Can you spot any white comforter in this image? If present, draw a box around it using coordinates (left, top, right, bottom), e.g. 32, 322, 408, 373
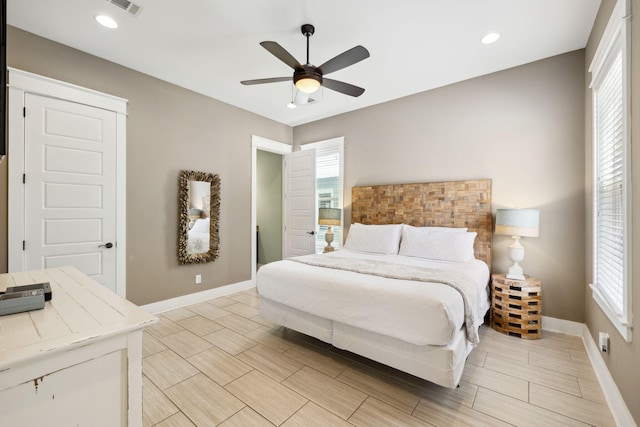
257, 249, 490, 346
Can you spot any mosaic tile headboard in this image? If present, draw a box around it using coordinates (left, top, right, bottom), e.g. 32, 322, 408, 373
351, 179, 492, 267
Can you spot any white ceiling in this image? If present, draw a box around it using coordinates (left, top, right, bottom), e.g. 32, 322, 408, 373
8, 0, 600, 127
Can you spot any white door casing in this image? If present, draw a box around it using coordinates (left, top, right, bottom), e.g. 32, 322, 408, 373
8, 68, 127, 297
284, 149, 316, 258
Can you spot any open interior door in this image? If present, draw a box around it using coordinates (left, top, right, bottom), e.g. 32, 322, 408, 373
284, 149, 316, 258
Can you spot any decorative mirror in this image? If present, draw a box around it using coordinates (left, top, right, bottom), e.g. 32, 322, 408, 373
178, 170, 220, 265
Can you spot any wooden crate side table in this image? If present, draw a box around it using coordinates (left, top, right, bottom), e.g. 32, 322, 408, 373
491, 273, 542, 339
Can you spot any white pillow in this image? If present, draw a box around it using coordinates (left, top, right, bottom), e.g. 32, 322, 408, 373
344, 223, 403, 255
401, 224, 467, 234
399, 229, 477, 262
190, 218, 210, 233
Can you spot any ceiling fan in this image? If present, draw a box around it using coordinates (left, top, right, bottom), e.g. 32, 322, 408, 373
241, 24, 370, 98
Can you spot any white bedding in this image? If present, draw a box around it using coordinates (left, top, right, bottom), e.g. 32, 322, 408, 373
256, 249, 490, 346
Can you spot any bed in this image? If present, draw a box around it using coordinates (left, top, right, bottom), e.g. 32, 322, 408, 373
256, 179, 492, 388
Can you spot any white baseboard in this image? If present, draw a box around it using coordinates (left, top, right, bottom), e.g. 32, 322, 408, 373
542, 315, 585, 336
582, 325, 637, 427
543, 316, 636, 427
140, 280, 255, 314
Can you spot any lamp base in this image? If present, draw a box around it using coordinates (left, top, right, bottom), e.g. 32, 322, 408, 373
506, 236, 527, 280
323, 226, 335, 253
506, 265, 526, 281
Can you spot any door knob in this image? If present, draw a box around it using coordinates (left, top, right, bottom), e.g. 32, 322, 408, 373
306, 231, 316, 236
99, 242, 114, 249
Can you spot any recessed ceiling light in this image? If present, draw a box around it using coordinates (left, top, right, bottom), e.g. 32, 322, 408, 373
481, 32, 500, 45
95, 15, 118, 29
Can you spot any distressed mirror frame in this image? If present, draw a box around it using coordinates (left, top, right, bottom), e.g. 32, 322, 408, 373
178, 170, 221, 265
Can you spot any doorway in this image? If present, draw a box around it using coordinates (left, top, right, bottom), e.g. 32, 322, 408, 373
256, 149, 283, 268
251, 136, 291, 282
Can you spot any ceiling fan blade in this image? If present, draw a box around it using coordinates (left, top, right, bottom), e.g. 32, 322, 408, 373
318, 45, 370, 75
241, 77, 291, 85
323, 78, 365, 97
260, 41, 303, 70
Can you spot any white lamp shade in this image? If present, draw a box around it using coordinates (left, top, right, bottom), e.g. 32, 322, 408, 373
495, 209, 540, 237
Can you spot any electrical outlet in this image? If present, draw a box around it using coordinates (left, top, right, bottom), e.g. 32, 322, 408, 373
599, 332, 609, 353
195, 274, 202, 285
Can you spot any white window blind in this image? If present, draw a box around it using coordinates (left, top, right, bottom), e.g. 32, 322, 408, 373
589, 0, 631, 341
594, 50, 624, 314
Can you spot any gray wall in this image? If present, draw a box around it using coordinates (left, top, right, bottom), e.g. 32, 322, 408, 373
256, 150, 283, 265
294, 50, 586, 322
585, 0, 640, 423
2, 26, 292, 305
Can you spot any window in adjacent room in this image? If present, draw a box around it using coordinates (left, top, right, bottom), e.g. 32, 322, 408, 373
589, 0, 631, 341
301, 137, 344, 254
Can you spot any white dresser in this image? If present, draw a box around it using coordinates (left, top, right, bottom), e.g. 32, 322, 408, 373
0, 267, 157, 426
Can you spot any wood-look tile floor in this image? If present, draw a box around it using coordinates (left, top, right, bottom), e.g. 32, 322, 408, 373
142, 288, 616, 427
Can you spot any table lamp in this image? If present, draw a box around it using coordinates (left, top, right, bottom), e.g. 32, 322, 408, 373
318, 208, 341, 253
495, 208, 540, 280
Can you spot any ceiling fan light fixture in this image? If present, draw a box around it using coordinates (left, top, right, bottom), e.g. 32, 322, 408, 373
295, 77, 321, 94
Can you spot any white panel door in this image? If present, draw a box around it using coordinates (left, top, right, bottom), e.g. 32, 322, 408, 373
284, 149, 316, 257
24, 93, 117, 292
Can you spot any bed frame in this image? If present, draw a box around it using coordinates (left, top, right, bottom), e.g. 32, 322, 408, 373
260, 179, 492, 388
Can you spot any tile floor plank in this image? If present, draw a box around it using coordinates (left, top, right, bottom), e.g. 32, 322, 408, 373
187, 346, 253, 386
215, 313, 263, 335
282, 366, 368, 420
143, 349, 199, 390
217, 407, 274, 427
164, 373, 245, 427
244, 326, 295, 353
461, 363, 529, 402
283, 343, 348, 378
159, 330, 213, 359
336, 367, 422, 414
349, 397, 434, 427
177, 315, 224, 336
473, 387, 590, 426
224, 302, 261, 318
483, 352, 581, 396
142, 331, 168, 358
236, 344, 304, 382
414, 394, 512, 427
225, 370, 308, 425
529, 382, 616, 426
142, 375, 179, 426
154, 412, 196, 427
203, 327, 258, 355
282, 402, 355, 427
146, 316, 186, 339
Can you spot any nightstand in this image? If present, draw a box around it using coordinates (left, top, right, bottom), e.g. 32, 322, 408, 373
491, 273, 542, 339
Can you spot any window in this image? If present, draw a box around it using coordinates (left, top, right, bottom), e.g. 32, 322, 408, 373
301, 138, 344, 253
589, 0, 631, 341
